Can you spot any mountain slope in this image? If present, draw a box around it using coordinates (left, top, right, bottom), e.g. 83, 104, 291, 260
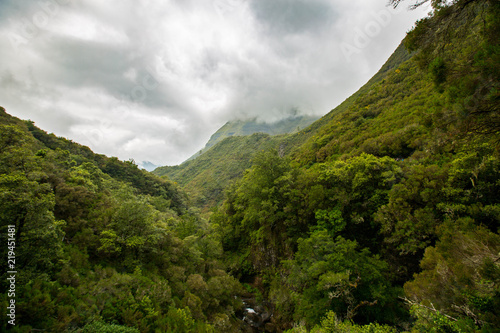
0, 107, 246, 332
292, 1, 499, 165
155, 132, 289, 209
154, 42, 413, 211
1, 1, 498, 331
186, 115, 319, 162
23, 115, 188, 212
214, 1, 500, 330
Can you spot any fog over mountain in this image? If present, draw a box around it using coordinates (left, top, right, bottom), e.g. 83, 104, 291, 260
0, 0, 430, 165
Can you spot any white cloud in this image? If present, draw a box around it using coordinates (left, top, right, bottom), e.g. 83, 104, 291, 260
0, 0, 430, 166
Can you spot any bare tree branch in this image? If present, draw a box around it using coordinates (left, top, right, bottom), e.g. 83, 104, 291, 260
399, 297, 459, 322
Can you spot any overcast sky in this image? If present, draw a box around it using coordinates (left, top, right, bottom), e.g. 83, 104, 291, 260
0, 0, 430, 167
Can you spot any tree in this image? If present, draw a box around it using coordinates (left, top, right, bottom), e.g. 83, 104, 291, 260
0, 173, 65, 281
389, 0, 479, 10
284, 231, 391, 326
0, 124, 65, 279
389, 0, 431, 9
404, 226, 500, 330
318, 154, 403, 251
219, 149, 295, 270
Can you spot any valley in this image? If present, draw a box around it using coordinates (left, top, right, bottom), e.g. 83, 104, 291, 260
0, 0, 499, 332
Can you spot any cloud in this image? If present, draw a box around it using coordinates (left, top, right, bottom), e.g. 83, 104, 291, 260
249, 0, 335, 36
0, 0, 430, 166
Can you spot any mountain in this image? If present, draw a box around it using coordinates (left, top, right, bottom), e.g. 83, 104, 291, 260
154, 115, 320, 209
155, 132, 288, 209
0, 107, 245, 332
153, 42, 412, 211
185, 115, 319, 162
213, 1, 500, 330
138, 160, 160, 171
1, 1, 499, 331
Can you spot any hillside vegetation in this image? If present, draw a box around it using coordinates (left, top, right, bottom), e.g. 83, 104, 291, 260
0, 0, 499, 332
213, 0, 499, 331
0, 108, 246, 332
155, 133, 289, 210
154, 43, 412, 212
185, 115, 319, 162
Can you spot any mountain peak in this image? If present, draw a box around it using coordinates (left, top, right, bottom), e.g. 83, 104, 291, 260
185, 114, 319, 163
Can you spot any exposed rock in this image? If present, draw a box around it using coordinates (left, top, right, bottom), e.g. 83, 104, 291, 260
265, 322, 276, 332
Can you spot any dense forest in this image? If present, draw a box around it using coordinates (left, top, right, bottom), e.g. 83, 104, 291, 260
1, 0, 499, 332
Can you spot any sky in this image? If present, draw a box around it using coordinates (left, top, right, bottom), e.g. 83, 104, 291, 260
0, 0, 431, 167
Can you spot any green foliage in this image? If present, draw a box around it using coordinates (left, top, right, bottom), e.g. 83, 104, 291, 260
0, 173, 65, 274
1, 0, 499, 331
429, 57, 447, 86
154, 133, 291, 211
81, 321, 140, 333
409, 305, 478, 333
284, 233, 391, 326
210, 2, 499, 331
0, 108, 245, 332
313, 311, 398, 333
376, 163, 447, 255
313, 207, 345, 236
405, 226, 500, 330
218, 149, 299, 271
405, 0, 500, 135
318, 154, 403, 251
285, 311, 399, 332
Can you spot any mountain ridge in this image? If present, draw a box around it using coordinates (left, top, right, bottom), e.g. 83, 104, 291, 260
153, 42, 413, 210
184, 114, 319, 163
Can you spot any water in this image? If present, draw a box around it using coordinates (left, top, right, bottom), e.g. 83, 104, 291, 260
238, 298, 275, 332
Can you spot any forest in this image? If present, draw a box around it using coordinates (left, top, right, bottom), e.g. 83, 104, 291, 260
1, 0, 499, 332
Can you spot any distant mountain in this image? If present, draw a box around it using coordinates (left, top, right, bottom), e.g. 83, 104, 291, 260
153, 43, 411, 210
154, 132, 288, 209
139, 161, 160, 171
185, 115, 319, 162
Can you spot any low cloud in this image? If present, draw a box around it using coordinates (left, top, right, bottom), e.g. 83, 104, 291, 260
0, 0, 430, 165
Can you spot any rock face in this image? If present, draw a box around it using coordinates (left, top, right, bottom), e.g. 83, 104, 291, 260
239, 298, 275, 332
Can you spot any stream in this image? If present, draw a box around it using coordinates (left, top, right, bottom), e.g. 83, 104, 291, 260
236, 297, 276, 332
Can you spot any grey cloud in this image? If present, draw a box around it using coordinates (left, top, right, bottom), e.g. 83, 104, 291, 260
38, 37, 130, 85
0, 2, 23, 22
36, 37, 188, 112
0, 0, 430, 166
37, 107, 89, 134
250, 0, 335, 35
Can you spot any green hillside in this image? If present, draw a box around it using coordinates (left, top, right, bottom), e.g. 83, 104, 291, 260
291, 1, 499, 167
186, 115, 319, 162
0, 107, 246, 332
155, 133, 290, 210
213, 0, 500, 331
154, 43, 412, 211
